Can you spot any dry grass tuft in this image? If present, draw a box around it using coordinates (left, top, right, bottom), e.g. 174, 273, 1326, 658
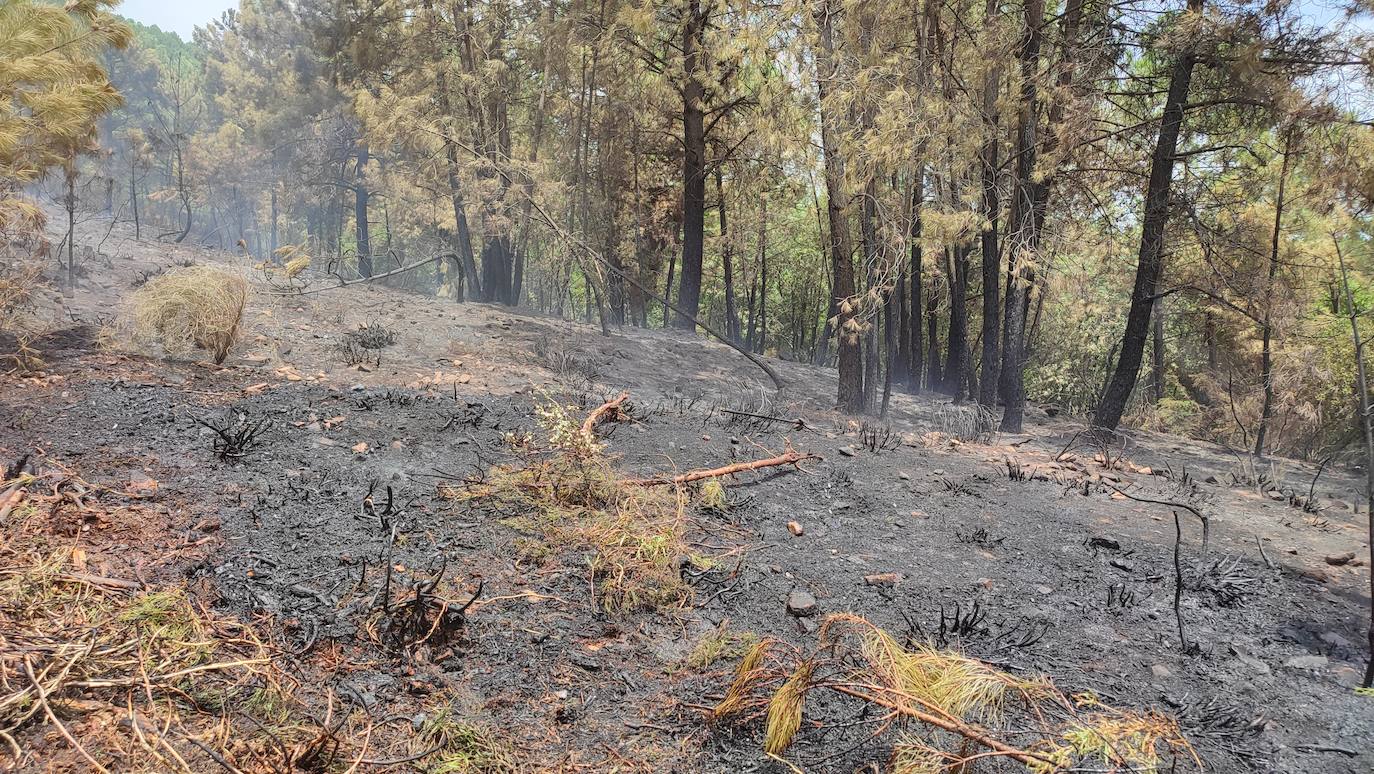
0, 544, 285, 770
458, 451, 692, 613
0, 261, 48, 372
825, 613, 1029, 721
763, 661, 813, 755
0, 462, 529, 772
454, 399, 694, 613
698, 478, 728, 512
130, 265, 247, 363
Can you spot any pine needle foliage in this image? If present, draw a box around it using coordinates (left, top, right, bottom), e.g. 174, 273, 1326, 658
715, 613, 1198, 771
0, 0, 130, 239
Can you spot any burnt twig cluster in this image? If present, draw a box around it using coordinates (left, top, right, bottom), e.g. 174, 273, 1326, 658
858, 421, 899, 453
192, 412, 269, 460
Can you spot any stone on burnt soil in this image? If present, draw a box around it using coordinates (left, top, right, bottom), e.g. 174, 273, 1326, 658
1282, 654, 1328, 670
786, 589, 818, 617
1323, 551, 1355, 566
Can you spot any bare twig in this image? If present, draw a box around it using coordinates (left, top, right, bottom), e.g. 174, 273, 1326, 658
23, 656, 109, 773
627, 447, 820, 486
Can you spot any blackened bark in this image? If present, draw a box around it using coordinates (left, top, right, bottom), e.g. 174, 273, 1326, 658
1093, 0, 1203, 431
926, 287, 943, 389
816, 0, 864, 412
945, 244, 970, 399
1152, 300, 1165, 403
355, 143, 372, 278
999, 0, 1046, 433
676, 0, 707, 330
977, 56, 1002, 408
716, 166, 741, 342
907, 177, 925, 392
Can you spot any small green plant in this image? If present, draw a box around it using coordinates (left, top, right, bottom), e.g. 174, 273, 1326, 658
698, 479, 728, 512
685, 622, 759, 670
419, 710, 516, 773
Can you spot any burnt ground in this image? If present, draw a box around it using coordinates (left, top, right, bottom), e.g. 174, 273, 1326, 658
1, 210, 1372, 771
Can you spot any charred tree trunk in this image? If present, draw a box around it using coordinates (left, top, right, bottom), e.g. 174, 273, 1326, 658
999, 0, 1046, 433
675, 0, 707, 330
907, 177, 925, 392
1093, 0, 1203, 432
816, 0, 864, 412
1151, 300, 1166, 403
355, 143, 372, 278
977, 51, 1002, 408
862, 179, 881, 411
945, 244, 970, 400
1254, 126, 1294, 458
716, 166, 741, 343
926, 287, 943, 390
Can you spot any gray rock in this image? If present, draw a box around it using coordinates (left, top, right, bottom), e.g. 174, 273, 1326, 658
786, 589, 818, 617
1324, 551, 1356, 566
1282, 654, 1328, 670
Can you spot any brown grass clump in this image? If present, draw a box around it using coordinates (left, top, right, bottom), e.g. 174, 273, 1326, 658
458, 451, 693, 613
451, 397, 695, 613
130, 264, 247, 363
712, 613, 1198, 772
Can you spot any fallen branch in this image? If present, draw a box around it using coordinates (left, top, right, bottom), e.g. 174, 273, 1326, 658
828, 684, 1056, 770
719, 408, 812, 431
628, 447, 820, 486
582, 391, 630, 437
267, 255, 446, 296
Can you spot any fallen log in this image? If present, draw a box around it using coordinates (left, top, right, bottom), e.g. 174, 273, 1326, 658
627, 447, 820, 486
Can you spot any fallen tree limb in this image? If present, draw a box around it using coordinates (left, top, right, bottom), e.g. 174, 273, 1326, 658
627, 447, 820, 486
582, 392, 630, 437
267, 254, 448, 296
719, 408, 812, 431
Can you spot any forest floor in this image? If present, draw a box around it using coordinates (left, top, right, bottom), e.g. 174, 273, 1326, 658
1, 211, 1372, 772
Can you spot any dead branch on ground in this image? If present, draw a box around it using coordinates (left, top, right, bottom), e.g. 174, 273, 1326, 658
627, 445, 820, 486
582, 391, 629, 437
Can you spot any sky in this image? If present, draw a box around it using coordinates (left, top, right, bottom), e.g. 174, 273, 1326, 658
119, 0, 1372, 42
118, 0, 235, 41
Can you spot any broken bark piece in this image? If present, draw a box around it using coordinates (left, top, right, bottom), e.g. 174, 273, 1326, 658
863, 572, 902, 586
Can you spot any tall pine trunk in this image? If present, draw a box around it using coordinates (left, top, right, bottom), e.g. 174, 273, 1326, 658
1094, 0, 1203, 431
1000, 0, 1046, 433
978, 44, 1002, 408
355, 143, 372, 278
1254, 126, 1294, 457
815, 0, 864, 412
675, 0, 707, 330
